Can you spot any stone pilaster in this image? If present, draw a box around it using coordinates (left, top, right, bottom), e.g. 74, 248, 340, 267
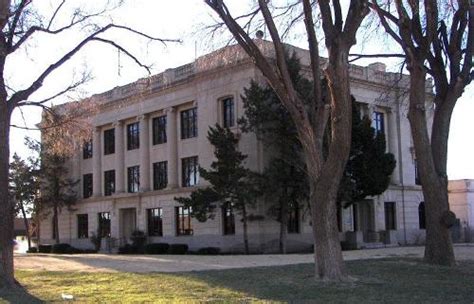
139, 114, 150, 191
387, 109, 401, 184
114, 121, 125, 193
92, 127, 102, 197
166, 107, 178, 189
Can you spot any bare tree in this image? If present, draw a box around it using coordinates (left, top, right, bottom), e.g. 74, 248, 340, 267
0, 0, 178, 288
205, 0, 369, 281
370, 0, 473, 266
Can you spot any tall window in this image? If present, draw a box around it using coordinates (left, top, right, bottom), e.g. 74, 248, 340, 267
83, 173, 93, 199
384, 202, 396, 230
104, 170, 115, 196
181, 107, 197, 139
98, 212, 111, 238
152, 116, 167, 145
83, 140, 93, 159
127, 166, 140, 193
222, 97, 235, 128
419, 202, 426, 229
288, 202, 300, 234
182, 156, 199, 187
77, 214, 88, 239
222, 202, 235, 235
153, 161, 168, 190
127, 122, 140, 150
372, 111, 385, 135
104, 128, 115, 155
176, 206, 193, 236
414, 160, 421, 185
147, 208, 163, 237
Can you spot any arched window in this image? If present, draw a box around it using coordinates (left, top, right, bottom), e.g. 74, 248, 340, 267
418, 202, 426, 229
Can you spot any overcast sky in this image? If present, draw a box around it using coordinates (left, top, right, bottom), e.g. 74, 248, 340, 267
8, 0, 473, 180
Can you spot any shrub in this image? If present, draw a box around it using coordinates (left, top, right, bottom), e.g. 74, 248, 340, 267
168, 244, 188, 255
131, 230, 147, 253
38, 244, 52, 253
118, 244, 138, 254
51, 243, 73, 254
90, 232, 102, 252
83, 249, 98, 254
144, 243, 170, 254
26, 247, 38, 253
196, 247, 220, 255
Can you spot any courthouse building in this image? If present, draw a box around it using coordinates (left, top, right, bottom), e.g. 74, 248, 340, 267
38, 41, 430, 252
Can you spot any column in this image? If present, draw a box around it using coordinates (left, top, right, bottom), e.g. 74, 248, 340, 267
387, 109, 401, 184
92, 127, 102, 197
166, 107, 179, 189
114, 121, 125, 193
139, 114, 150, 191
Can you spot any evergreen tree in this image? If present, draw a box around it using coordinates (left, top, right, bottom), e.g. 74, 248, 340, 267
176, 124, 259, 254
29, 139, 78, 244
9, 153, 39, 250
240, 54, 395, 250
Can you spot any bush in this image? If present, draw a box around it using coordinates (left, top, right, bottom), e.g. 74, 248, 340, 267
38, 244, 52, 253
26, 247, 38, 253
168, 244, 188, 255
131, 230, 147, 253
51, 243, 73, 254
90, 232, 102, 252
144, 243, 170, 254
118, 244, 138, 254
83, 249, 98, 254
196, 247, 220, 255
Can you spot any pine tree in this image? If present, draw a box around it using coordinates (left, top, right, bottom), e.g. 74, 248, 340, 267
175, 124, 259, 254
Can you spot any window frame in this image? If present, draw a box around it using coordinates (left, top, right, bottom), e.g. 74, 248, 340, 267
147, 208, 163, 237
222, 202, 235, 235
104, 128, 115, 155
98, 212, 111, 238
152, 115, 167, 145
180, 107, 198, 139
82, 140, 93, 159
372, 111, 385, 135
82, 173, 93, 199
127, 122, 140, 150
176, 206, 193, 236
181, 156, 199, 187
153, 161, 168, 190
104, 170, 116, 196
77, 214, 89, 239
222, 97, 235, 128
127, 165, 140, 193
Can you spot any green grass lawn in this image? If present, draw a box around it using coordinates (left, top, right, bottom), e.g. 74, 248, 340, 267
3, 258, 474, 303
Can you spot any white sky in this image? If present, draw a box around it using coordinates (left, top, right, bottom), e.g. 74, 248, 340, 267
8, 0, 473, 180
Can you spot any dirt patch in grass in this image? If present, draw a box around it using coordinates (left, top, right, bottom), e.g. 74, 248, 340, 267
6, 258, 474, 303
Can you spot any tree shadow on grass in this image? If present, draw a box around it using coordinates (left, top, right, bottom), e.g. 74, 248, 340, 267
0, 285, 43, 304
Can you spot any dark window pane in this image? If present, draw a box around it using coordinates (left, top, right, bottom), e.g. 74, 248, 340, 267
384, 202, 396, 230
104, 170, 115, 196
83, 174, 93, 199
419, 202, 426, 229
182, 156, 199, 187
152, 116, 167, 145
372, 111, 385, 135
98, 212, 111, 238
104, 129, 115, 155
147, 208, 163, 237
288, 202, 300, 234
180, 108, 198, 139
222, 97, 235, 128
222, 203, 235, 235
127, 122, 140, 150
176, 207, 193, 236
127, 166, 140, 193
153, 161, 168, 190
83, 140, 93, 159
77, 214, 88, 239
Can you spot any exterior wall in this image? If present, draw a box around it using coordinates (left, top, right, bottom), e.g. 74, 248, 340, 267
449, 180, 474, 231
39, 41, 428, 252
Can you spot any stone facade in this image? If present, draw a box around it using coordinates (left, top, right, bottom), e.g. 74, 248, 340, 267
38, 41, 429, 252
448, 179, 474, 242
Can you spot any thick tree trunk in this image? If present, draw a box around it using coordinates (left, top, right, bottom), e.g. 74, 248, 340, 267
279, 199, 288, 254
407, 64, 455, 266
20, 205, 31, 250
0, 107, 15, 288
242, 205, 249, 254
